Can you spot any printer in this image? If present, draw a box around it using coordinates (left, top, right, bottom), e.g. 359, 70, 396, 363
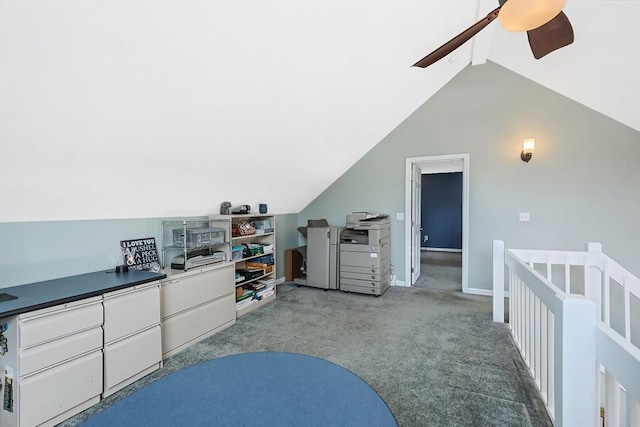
346, 212, 390, 230
339, 212, 391, 296
343, 212, 390, 249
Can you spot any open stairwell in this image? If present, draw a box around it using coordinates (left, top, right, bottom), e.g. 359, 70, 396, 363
493, 241, 640, 427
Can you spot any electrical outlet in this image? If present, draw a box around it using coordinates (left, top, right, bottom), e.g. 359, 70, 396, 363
396, 213, 404, 220
519, 212, 530, 222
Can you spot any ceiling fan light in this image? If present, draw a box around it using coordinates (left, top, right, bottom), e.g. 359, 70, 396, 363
498, 0, 566, 32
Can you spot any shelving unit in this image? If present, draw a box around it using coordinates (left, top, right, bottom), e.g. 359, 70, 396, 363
161, 218, 231, 271
211, 213, 276, 317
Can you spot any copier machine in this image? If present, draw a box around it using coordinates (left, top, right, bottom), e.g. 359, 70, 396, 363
339, 213, 391, 296
292, 220, 344, 290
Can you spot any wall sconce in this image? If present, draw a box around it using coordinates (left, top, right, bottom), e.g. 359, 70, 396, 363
521, 139, 535, 162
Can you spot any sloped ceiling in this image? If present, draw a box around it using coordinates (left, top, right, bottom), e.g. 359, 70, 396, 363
1, 1, 638, 223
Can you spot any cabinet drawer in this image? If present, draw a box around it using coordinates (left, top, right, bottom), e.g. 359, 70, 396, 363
20, 350, 102, 427
340, 271, 384, 282
161, 265, 234, 319
20, 326, 103, 377
340, 251, 389, 268
340, 281, 388, 296
162, 294, 235, 356
104, 325, 161, 394
19, 298, 103, 349
339, 243, 385, 253
339, 265, 385, 275
340, 277, 383, 289
104, 284, 160, 343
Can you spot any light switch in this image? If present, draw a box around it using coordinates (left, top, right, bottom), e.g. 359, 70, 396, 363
396, 213, 405, 220
519, 212, 530, 222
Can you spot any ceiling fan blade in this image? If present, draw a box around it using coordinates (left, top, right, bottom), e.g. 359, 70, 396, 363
527, 11, 574, 59
413, 7, 501, 68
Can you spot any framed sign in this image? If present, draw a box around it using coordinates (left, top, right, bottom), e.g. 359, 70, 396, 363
120, 237, 160, 271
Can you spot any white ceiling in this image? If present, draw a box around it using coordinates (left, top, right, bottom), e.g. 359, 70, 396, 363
0, 1, 638, 222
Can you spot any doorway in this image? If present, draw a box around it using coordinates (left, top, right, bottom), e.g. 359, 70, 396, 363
404, 154, 469, 292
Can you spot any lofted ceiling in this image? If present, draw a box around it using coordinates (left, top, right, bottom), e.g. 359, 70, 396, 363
0, 1, 638, 222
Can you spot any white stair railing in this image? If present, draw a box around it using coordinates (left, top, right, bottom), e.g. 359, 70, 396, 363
493, 240, 640, 427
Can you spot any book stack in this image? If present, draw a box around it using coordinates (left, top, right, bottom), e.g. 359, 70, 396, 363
235, 281, 276, 310
236, 288, 255, 310
255, 278, 276, 299
245, 254, 274, 275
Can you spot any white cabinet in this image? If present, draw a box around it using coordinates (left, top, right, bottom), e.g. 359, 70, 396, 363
20, 351, 102, 427
102, 282, 162, 398
160, 264, 235, 359
0, 297, 104, 427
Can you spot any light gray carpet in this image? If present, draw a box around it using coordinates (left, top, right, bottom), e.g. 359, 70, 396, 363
414, 250, 463, 292
61, 283, 551, 427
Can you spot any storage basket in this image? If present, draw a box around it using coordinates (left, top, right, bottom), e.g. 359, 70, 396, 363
232, 246, 244, 260
173, 227, 224, 249
237, 221, 255, 236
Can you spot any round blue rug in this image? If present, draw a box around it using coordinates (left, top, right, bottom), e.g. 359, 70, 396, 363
82, 352, 397, 427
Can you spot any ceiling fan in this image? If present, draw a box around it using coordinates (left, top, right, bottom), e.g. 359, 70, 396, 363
413, 0, 574, 68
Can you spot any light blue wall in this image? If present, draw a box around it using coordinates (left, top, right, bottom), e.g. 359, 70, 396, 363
0, 218, 162, 287
275, 213, 300, 278
0, 214, 300, 288
300, 61, 640, 289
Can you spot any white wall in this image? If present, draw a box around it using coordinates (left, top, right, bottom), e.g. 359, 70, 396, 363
0, 0, 474, 222
300, 62, 640, 289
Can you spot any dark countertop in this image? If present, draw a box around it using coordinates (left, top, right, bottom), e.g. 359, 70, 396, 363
0, 269, 166, 318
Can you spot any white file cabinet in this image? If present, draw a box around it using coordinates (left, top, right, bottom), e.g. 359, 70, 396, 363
0, 296, 104, 427
102, 281, 162, 398
161, 263, 235, 358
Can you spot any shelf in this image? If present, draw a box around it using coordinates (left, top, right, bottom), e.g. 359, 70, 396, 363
211, 213, 276, 316
234, 271, 275, 288
226, 213, 272, 219
232, 232, 274, 240
161, 217, 232, 272
163, 242, 229, 251
234, 251, 274, 263
236, 291, 276, 317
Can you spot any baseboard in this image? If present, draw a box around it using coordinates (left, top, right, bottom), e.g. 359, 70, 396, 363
394, 280, 408, 287
465, 287, 492, 296
276, 276, 286, 285
421, 247, 462, 253
463, 288, 512, 297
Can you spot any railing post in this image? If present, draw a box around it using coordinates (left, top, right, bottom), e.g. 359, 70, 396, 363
585, 242, 603, 322
554, 295, 597, 427
493, 240, 505, 323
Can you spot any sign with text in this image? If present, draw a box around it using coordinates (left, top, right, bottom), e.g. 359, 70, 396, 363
120, 237, 159, 271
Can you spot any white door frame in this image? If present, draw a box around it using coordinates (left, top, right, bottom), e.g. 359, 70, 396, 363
403, 154, 469, 292
411, 163, 422, 284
